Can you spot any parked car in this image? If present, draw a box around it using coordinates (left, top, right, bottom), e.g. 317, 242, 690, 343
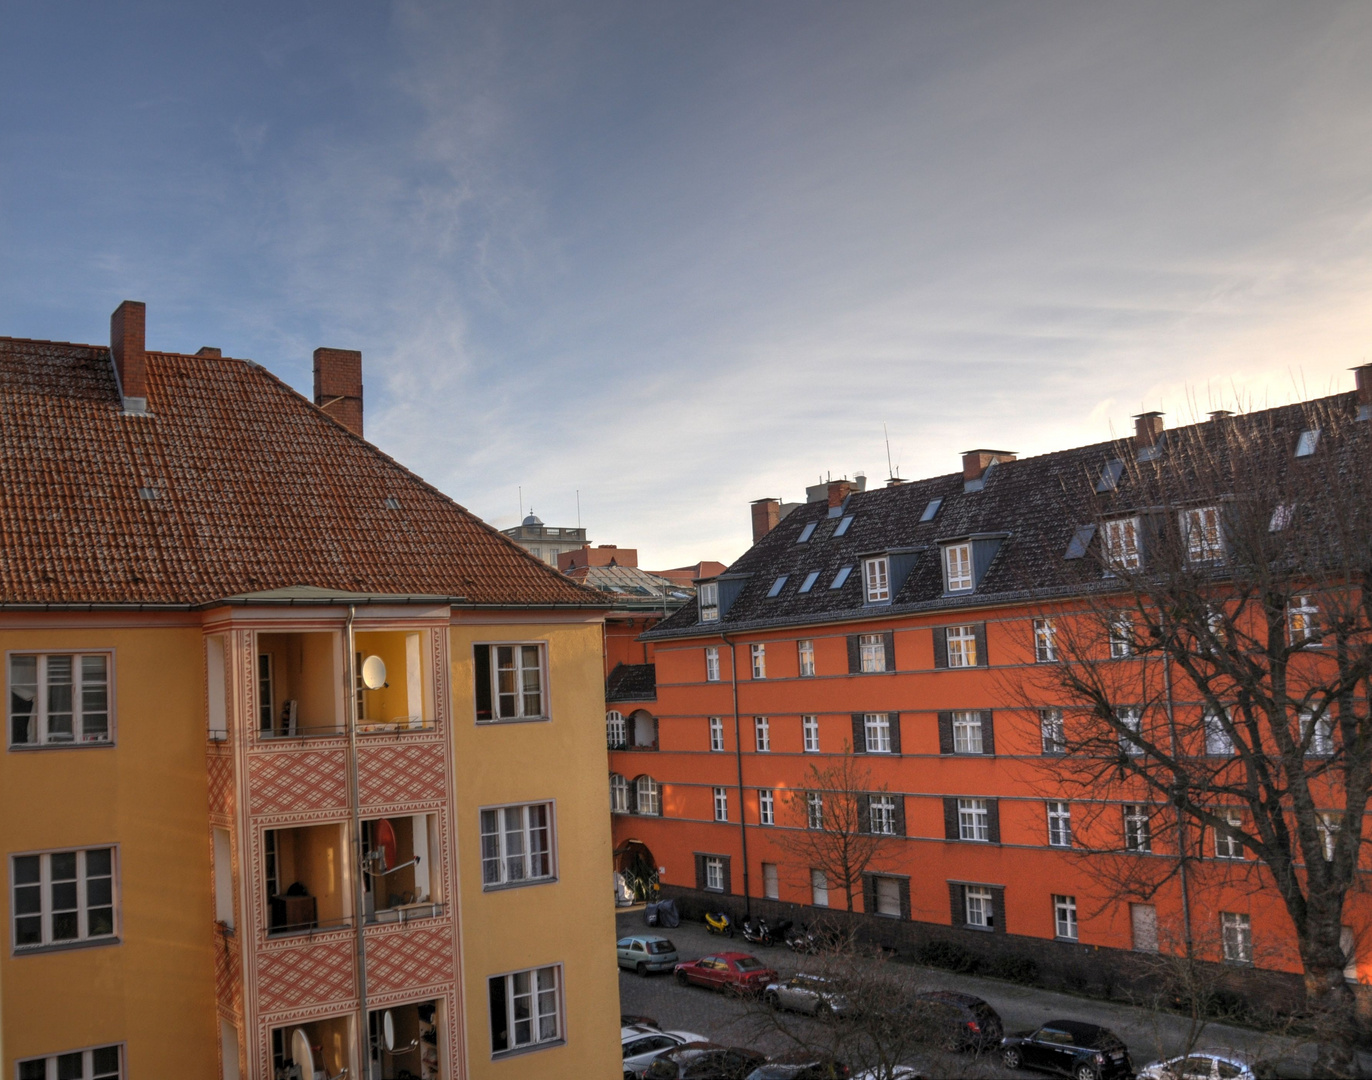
618, 934, 681, 976
643, 1042, 768, 1079
622, 1014, 660, 1028
851, 1069, 928, 1080
674, 952, 778, 995
746, 1054, 852, 1079
912, 990, 1002, 1052
622, 1025, 709, 1079
763, 973, 853, 1017
1000, 1020, 1134, 1080
1138, 1053, 1255, 1080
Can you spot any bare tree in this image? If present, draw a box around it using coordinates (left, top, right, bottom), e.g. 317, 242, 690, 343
1015, 398, 1372, 1075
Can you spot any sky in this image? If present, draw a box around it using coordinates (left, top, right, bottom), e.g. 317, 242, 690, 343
2, 2, 1371, 568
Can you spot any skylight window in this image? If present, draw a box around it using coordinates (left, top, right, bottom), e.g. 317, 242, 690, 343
1095, 459, 1125, 493
834, 515, 855, 537
920, 498, 942, 523
830, 566, 853, 590
1295, 429, 1320, 458
767, 576, 788, 598
1269, 504, 1295, 532
796, 521, 817, 543
137, 486, 159, 501
799, 571, 820, 593
383, 496, 402, 510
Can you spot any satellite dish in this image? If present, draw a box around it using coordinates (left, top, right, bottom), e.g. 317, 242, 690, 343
290, 1028, 315, 1074
382, 1009, 397, 1051
361, 655, 387, 690
375, 818, 399, 874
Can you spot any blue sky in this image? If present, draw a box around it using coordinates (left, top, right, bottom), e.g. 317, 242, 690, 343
3, 2, 1371, 567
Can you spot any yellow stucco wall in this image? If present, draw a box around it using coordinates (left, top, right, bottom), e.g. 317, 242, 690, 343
0, 619, 218, 1076
448, 618, 621, 1080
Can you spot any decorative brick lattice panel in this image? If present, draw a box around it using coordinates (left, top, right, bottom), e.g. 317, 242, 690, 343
214, 928, 242, 1013
207, 753, 235, 820
256, 939, 355, 1014
365, 924, 456, 994
358, 741, 447, 806
246, 749, 348, 817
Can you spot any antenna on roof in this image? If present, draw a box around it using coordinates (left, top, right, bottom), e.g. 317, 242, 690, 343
576, 489, 581, 531
518, 486, 523, 522
884, 423, 895, 479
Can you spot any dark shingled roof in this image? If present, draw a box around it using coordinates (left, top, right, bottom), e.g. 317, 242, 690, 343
0, 337, 606, 609
606, 663, 657, 703
645, 391, 1370, 640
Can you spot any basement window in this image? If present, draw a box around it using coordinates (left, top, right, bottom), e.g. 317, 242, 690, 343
1295, 429, 1320, 458
834, 515, 855, 537
798, 571, 820, 593
830, 566, 853, 590
920, 498, 942, 523
767, 576, 788, 598
796, 521, 817, 543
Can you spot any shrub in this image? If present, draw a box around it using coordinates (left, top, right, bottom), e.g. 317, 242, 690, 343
985, 952, 1039, 984
918, 939, 980, 973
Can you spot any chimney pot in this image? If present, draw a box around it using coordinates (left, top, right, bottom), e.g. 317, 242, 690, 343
313, 347, 364, 437
826, 480, 853, 508
751, 498, 781, 541
1134, 412, 1165, 447
1354, 364, 1372, 406
110, 300, 147, 410
962, 449, 1016, 485
196, 346, 222, 358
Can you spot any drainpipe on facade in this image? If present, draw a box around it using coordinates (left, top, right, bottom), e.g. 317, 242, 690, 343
721, 632, 753, 920
1161, 625, 1195, 959
347, 606, 371, 1076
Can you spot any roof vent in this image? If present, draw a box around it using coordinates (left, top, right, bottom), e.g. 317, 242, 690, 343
137, 486, 159, 501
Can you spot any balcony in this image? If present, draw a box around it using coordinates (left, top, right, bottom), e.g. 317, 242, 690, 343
272, 1014, 354, 1080
368, 999, 444, 1079
354, 630, 436, 734
257, 631, 343, 739
265, 823, 352, 937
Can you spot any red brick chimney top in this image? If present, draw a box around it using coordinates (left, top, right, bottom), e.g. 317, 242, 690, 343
313, 347, 363, 437
962, 450, 1015, 484
751, 498, 781, 542
110, 300, 147, 411
1354, 364, 1372, 406
1133, 412, 1165, 447
827, 480, 853, 508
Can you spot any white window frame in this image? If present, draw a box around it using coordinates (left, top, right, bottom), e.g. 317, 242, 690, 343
489, 965, 562, 1055
485, 642, 547, 721
952, 710, 983, 754
606, 710, 626, 749
945, 625, 977, 668
957, 798, 990, 842
858, 633, 886, 673
944, 543, 973, 592
965, 885, 993, 928
759, 789, 775, 826
754, 716, 770, 752
704, 647, 720, 682
1288, 595, 1320, 646
635, 776, 660, 816
705, 857, 725, 891
699, 582, 720, 622
1109, 614, 1134, 658
863, 712, 892, 753
1215, 813, 1245, 860
802, 714, 820, 753
751, 643, 766, 679
10, 846, 117, 951
1033, 619, 1058, 663
1102, 517, 1141, 571
1124, 804, 1152, 852
869, 795, 896, 835
709, 717, 725, 752
1047, 801, 1072, 848
1303, 710, 1334, 757
806, 792, 824, 830
1040, 708, 1065, 755
810, 869, 829, 907
713, 787, 729, 822
1221, 912, 1252, 963
1204, 709, 1234, 756
1054, 894, 1078, 940
258, 651, 274, 732
797, 639, 815, 677
864, 557, 890, 603
16, 1046, 123, 1080
7, 652, 113, 747
1117, 707, 1143, 756
610, 774, 629, 814
1183, 506, 1225, 563
480, 802, 555, 888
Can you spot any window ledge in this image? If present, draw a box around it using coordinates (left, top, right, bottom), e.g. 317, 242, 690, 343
491, 1038, 565, 1061
962, 924, 995, 933
13, 936, 120, 956
476, 716, 551, 726
482, 877, 558, 894
8, 740, 114, 752
1054, 936, 1080, 944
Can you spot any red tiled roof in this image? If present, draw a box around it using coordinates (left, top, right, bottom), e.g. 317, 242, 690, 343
0, 338, 605, 609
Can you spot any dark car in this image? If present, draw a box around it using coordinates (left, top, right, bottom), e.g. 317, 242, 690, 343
674, 952, 778, 995
644, 1042, 768, 1079
1001, 1020, 1133, 1080
746, 1054, 852, 1079
913, 990, 1003, 1052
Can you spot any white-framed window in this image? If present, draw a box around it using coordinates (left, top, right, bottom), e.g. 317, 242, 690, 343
1047, 801, 1072, 847
606, 710, 626, 749
1124, 804, 1152, 851
1033, 619, 1058, 663
1303, 710, 1335, 757
797, 639, 815, 677
699, 582, 720, 622
489, 965, 561, 1054
830, 566, 853, 590
1215, 813, 1245, 860
610, 774, 629, 814
806, 792, 824, 829
767, 576, 788, 598
1296, 428, 1321, 457
965, 885, 993, 928
705, 857, 725, 891
480, 803, 554, 887
1117, 707, 1143, 756
802, 714, 820, 753
811, 868, 829, 907
869, 795, 896, 835
1320, 813, 1340, 861
946, 625, 977, 667
705, 647, 720, 682
1109, 614, 1134, 658
797, 521, 817, 543
17, 1046, 122, 1080
754, 716, 770, 752
11, 847, 116, 950
835, 514, 855, 536
957, 798, 990, 842
864, 557, 890, 603
1040, 708, 1065, 755
709, 717, 725, 752
799, 571, 821, 593
478, 643, 546, 721
8, 653, 111, 747
635, 776, 660, 816
874, 876, 901, 916
1288, 595, 1321, 645
1103, 516, 1141, 571
952, 710, 983, 754
944, 543, 973, 592
1183, 506, 1224, 563
1054, 894, 1078, 940
759, 789, 775, 826
713, 787, 729, 822
859, 633, 886, 673
751, 643, 766, 679
1221, 912, 1252, 963
863, 712, 892, 753
763, 862, 779, 899
1204, 709, 1234, 755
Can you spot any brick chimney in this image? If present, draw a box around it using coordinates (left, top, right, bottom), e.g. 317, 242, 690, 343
313, 347, 363, 437
110, 300, 147, 412
1134, 412, 1165, 448
751, 498, 781, 541
962, 449, 1015, 487
827, 480, 853, 508
1354, 364, 1372, 418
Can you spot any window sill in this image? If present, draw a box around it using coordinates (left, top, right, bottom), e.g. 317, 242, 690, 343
962, 923, 994, 933
475, 716, 550, 726
13, 935, 120, 956
482, 877, 557, 894
1054, 936, 1080, 944
9, 740, 114, 752
491, 1038, 565, 1061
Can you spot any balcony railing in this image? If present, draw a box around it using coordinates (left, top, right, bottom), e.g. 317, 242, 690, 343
357, 715, 436, 735
365, 900, 447, 926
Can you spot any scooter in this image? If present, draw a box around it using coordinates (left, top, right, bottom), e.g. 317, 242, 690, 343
704, 910, 733, 937
742, 916, 793, 947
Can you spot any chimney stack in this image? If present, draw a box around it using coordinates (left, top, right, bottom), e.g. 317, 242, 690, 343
196, 347, 221, 358
313, 347, 364, 437
962, 449, 1015, 487
751, 498, 781, 542
1134, 412, 1165, 447
827, 479, 853, 508
1354, 364, 1372, 419
110, 300, 147, 412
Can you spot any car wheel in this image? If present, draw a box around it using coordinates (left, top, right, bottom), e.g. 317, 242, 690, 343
636, 962, 648, 977
764, 991, 780, 1009
675, 970, 690, 987
1002, 1047, 1022, 1070
815, 1001, 832, 1019
1073, 1065, 1098, 1080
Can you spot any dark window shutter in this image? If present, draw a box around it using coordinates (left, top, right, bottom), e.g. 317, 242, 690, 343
722, 856, 732, 896
893, 795, 907, 837
949, 882, 964, 926
974, 623, 989, 667
474, 644, 493, 720
933, 628, 948, 669
657, 785, 665, 817
899, 878, 911, 920
847, 635, 861, 674
937, 711, 954, 754
852, 713, 866, 753
863, 874, 876, 914
888, 713, 902, 755
943, 798, 959, 840
882, 631, 895, 672
981, 711, 995, 756
987, 799, 1001, 843
990, 886, 1006, 934
653, 715, 660, 751
694, 853, 706, 890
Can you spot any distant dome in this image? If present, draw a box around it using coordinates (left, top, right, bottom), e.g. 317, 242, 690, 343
523, 511, 544, 526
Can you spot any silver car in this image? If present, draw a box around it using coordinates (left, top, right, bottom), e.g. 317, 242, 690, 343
1137, 1053, 1255, 1080
621, 1025, 708, 1079
762, 973, 853, 1016
617, 934, 680, 975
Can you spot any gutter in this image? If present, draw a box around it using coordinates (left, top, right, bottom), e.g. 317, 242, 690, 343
721, 631, 752, 920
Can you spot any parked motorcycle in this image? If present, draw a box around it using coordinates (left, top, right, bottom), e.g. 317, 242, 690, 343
785, 922, 845, 954
741, 916, 793, 947
704, 910, 733, 937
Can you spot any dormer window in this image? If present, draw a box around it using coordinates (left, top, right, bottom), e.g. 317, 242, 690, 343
797, 521, 817, 543
1102, 517, 1141, 571
799, 571, 820, 593
767, 576, 788, 598
699, 582, 720, 622
920, 498, 942, 523
1295, 429, 1320, 458
830, 566, 853, 590
834, 515, 855, 537
1182, 506, 1224, 563
944, 544, 973, 592
863, 557, 890, 603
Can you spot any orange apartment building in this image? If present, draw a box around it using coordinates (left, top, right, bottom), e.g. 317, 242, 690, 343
0, 303, 621, 1079
609, 375, 1372, 1008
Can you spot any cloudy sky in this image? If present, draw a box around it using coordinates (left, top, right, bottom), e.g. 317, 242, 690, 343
2, 2, 1371, 568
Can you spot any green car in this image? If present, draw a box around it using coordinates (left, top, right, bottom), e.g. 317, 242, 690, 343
617, 934, 679, 976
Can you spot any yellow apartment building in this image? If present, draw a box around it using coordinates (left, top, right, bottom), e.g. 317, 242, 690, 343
0, 303, 621, 1079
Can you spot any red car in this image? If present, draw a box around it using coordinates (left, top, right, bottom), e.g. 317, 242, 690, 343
674, 952, 777, 995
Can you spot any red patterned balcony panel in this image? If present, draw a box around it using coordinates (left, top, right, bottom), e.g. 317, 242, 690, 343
246, 748, 348, 817
358, 740, 448, 807
214, 926, 243, 1015
256, 936, 356, 1015
208, 753, 235, 821
364, 922, 456, 995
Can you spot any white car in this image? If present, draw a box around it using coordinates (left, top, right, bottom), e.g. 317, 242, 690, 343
852, 1067, 928, 1080
1137, 1052, 1255, 1080
762, 973, 853, 1017
621, 1024, 708, 1079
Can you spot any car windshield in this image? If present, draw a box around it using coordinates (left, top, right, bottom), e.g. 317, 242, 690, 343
735, 957, 765, 971
648, 940, 675, 954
